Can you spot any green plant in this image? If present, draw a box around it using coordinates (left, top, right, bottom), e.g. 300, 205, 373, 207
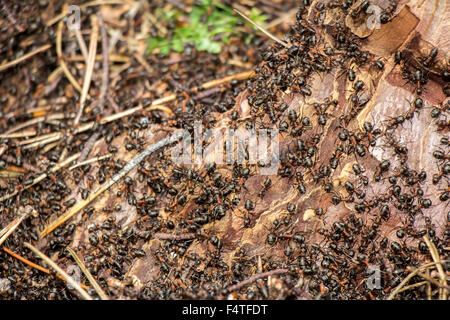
146, 0, 267, 55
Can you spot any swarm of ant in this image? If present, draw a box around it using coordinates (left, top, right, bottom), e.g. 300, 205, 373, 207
0, 0, 448, 300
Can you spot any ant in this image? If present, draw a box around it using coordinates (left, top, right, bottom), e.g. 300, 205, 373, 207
343, 180, 366, 199
433, 149, 450, 162
313, 2, 326, 24
352, 162, 369, 184
432, 162, 450, 185
350, 0, 370, 20
435, 118, 450, 132
422, 47, 438, 68
258, 177, 272, 198
366, 56, 385, 71
438, 184, 450, 202
294, 170, 307, 194
331, 191, 355, 205
360, 121, 378, 147
429, 100, 449, 119
402, 65, 429, 95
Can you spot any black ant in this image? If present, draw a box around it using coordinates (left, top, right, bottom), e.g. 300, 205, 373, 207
258, 177, 272, 198
432, 162, 450, 185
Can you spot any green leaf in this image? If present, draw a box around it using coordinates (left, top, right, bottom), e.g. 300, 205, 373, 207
189, 6, 206, 25
195, 37, 210, 51
209, 25, 232, 36
206, 41, 222, 54
155, 7, 181, 22
244, 34, 254, 44
195, 37, 221, 53
199, 0, 213, 6
221, 35, 230, 43
249, 8, 267, 26
175, 26, 195, 40
146, 37, 164, 54
146, 0, 244, 55
172, 39, 184, 52
159, 43, 171, 56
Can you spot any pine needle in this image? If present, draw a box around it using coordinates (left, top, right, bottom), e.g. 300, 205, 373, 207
0, 153, 80, 202
66, 247, 109, 300
2, 246, 91, 291
40, 131, 184, 237
24, 242, 93, 300
423, 235, 448, 300
233, 8, 289, 48
0, 44, 51, 72
0, 206, 34, 246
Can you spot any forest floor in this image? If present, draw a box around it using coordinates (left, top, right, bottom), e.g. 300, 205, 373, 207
0, 0, 448, 300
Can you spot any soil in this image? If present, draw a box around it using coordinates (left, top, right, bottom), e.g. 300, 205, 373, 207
0, 0, 448, 300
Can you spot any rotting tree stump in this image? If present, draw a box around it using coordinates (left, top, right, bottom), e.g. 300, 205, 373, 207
0, 0, 448, 300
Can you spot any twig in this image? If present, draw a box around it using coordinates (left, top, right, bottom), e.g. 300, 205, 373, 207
74, 29, 89, 63
66, 54, 129, 63
73, 15, 99, 127
69, 154, 111, 171
192, 87, 224, 101
19, 132, 58, 146
134, 52, 153, 74
2, 246, 91, 291
46, 0, 124, 27
394, 281, 428, 294
153, 232, 196, 241
146, 105, 175, 117
423, 235, 448, 300
0, 206, 34, 246
3, 113, 73, 135
66, 247, 109, 300
0, 170, 24, 178
21, 134, 63, 150
24, 242, 92, 300
388, 261, 449, 300
0, 44, 51, 72
3, 246, 54, 274
96, 12, 109, 115
77, 133, 102, 164
18, 71, 254, 149
2, 166, 27, 174
0, 130, 36, 139
1, 155, 40, 173
60, 15, 99, 163
225, 269, 289, 292
40, 131, 184, 237
56, 12, 83, 94
61, 61, 84, 94
200, 70, 254, 90
45, 66, 63, 96
233, 8, 289, 48
0, 145, 6, 157
415, 270, 450, 292
426, 268, 432, 300
0, 153, 80, 202
41, 141, 59, 154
